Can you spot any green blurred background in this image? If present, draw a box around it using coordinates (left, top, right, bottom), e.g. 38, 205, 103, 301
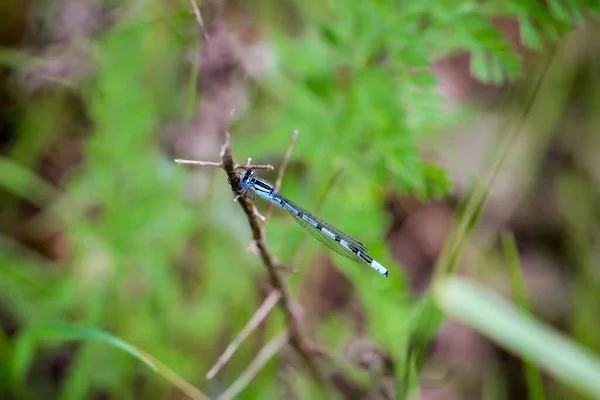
1, 0, 600, 399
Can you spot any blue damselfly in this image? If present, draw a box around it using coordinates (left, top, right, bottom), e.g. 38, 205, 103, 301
237, 169, 389, 277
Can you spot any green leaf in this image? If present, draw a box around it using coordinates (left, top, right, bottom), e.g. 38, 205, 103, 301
11, 322, 210, 399
0, 156, 59, 206
470, 48, 491, 82
518, 16, 542, 49
12, 323, 157, 383
502, 234, 546, 400
566, 2, 586, 24
547, 0, 572, 21
436, 277, 600, 399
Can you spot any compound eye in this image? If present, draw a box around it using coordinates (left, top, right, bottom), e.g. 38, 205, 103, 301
242, 169, 256, 184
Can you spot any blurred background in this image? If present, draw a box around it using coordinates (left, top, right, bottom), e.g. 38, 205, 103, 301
1, 0, 600, 399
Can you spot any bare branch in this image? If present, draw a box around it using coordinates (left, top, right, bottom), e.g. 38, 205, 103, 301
175, 159, 222, 167
206, 290, 282, 379
175, 159, 274, 170
264, 130, 300, 223
216, 331, 289, 400
218, 130, 329, 391
274, 130, 300, 192
236, 162, 275, 171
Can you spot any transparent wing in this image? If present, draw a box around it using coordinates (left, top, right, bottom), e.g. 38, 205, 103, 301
289, 212, 364, 264
278, 195, 369, 254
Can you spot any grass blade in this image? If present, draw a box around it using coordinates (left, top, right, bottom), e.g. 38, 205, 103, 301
12, 323, 209, 400
435, 277, 600, 399
502, 233, 546, 400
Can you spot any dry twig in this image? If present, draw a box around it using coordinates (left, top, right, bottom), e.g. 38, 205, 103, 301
175, 159, 274, 170
188, 0, 210, 43
219, 131, 328, 390
177, 134, 339, 396
216, 331, 289, 400
206, 290, 282, 379
176, 134, 333, 397
264, 130, 300, 223
136, 349, 210, 400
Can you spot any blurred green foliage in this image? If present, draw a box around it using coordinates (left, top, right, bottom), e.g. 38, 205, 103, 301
0, 0, 599, 399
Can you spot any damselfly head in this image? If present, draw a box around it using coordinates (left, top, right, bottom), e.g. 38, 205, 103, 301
241, 169, 256, 185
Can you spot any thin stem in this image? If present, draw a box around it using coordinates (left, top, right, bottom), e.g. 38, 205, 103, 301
188, 0, 210, 43
175, 159, 222, 167
216, 331, 289, 400
219, 131, 329, 392
175, 159, 274, 170
137, 349, 210, 400
264, 130, 300, 223
206, 290, 282, 379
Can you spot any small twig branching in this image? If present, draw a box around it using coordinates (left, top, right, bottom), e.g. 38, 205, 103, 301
206, 290, 283, 379
216, 331, 289, 400
218, 131, 328, 390
178, 130, 329, 394
264, 130, 300, 223
175, 159, 274, 171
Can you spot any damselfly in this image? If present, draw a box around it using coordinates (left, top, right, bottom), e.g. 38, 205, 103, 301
237, 169, 389, 277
